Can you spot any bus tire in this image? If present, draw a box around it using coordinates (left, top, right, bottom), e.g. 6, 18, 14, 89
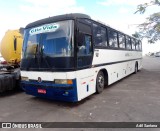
134, 63, 138, 74
96, 71, 104, 94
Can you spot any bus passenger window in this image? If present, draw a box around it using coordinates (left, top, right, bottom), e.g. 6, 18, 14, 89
108, 29, 118, 48
136, 40, 140, 51
93, 23, 107, 47
118, 33, 125, 48
126, 36, 131, 49
93, 23, 101, 46
131, 39, 136, 50
101, 27, 107, 47
139, 41, 142, 50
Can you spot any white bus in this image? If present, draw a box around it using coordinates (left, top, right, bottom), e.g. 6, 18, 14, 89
21, 13, 142, 102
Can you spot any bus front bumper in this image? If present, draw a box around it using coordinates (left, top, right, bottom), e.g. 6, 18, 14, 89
21, 79, 78, 102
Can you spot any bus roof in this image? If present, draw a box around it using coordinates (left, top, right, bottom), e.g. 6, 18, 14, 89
25, 13, 140, 41
25, 13, 91, 29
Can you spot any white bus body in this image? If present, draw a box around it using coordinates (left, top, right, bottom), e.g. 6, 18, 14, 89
21, 14, 142, 102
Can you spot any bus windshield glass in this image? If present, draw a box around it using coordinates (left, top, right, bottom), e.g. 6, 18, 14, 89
21, 20, 74, 71
23, 20, 73, 58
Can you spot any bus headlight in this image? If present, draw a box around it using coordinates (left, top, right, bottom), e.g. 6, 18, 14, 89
21, 76, 29, 81
54, 79, 73, 84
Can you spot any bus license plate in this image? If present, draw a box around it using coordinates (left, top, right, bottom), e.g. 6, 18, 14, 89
38, 89, 46, 94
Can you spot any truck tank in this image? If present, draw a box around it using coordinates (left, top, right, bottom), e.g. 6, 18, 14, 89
0, 28, 23, 65
0, 28, 24, 92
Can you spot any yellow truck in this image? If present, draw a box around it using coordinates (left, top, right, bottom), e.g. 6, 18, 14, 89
0, 29, 23, 65
0, 28, 24, 92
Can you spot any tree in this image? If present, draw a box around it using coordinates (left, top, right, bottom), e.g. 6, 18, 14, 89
132, 31, 143, 40
135, 0, 160, 43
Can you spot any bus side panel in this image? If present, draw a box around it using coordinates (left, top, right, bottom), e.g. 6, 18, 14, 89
92, 49, 142, 85
105, 60, 136, 85
92, 49, 142, 66
75, 68, 96, 101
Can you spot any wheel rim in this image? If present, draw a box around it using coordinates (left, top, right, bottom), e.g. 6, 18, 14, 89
98, 75, 104, 88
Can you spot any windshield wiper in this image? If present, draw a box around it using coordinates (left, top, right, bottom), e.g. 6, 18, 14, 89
39, 35, 52, 69
35, 45, 38, 62
40, 49, 52, 69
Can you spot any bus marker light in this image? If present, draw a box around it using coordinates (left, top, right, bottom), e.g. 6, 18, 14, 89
67, 80, 73, 84
54, 79, 73, 84
38, 89, 46, 94
82, 82, 86, 85
21, 76, 29, 81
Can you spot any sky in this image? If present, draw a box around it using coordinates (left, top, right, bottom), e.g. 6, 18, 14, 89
0, 0, 160, 55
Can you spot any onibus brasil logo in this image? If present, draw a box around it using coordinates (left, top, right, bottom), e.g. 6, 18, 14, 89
29, 23, 59, 35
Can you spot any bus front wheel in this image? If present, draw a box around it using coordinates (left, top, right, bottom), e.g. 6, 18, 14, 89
96, 71, 104, 94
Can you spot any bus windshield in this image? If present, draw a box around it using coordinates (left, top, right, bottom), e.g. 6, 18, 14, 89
21, 20, 74, 71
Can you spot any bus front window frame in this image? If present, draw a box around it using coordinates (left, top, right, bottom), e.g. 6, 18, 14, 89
21, 20, 75, 71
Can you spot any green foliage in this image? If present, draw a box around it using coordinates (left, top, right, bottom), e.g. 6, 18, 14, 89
132, 32, 143, 40
135, 0, 160, 43
135, 0, 160, 14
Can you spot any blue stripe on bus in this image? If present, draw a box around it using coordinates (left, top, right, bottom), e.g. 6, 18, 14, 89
21, 79, 78, 102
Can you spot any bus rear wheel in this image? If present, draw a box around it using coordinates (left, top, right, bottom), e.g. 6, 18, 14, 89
96, 71, 104, 94
134, 63, 138, 74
